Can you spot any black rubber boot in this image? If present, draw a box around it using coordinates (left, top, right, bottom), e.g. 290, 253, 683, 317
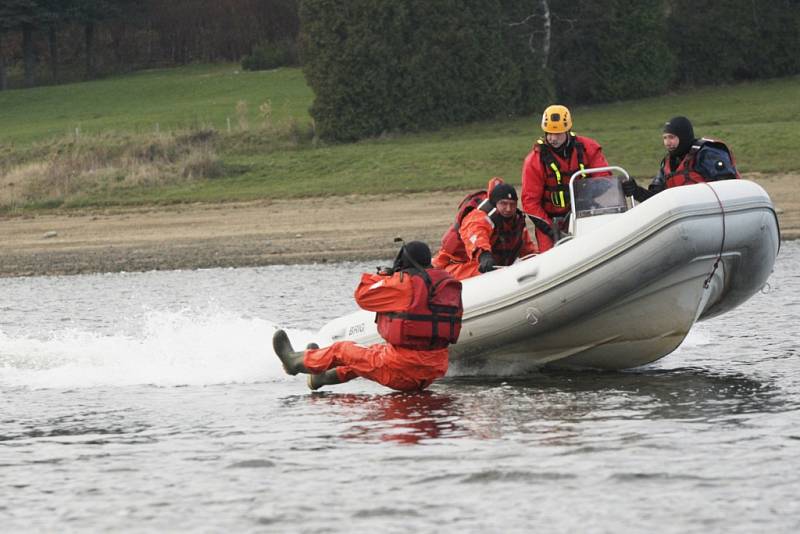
272, 329, 308, 375
307, 369, 342, 391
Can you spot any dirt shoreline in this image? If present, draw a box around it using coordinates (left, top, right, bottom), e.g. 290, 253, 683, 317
1, 173, 796, 278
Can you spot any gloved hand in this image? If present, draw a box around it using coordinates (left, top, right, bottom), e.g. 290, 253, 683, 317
376, 266, 395, 276
621, 177, 638, 197
478, 251, 496, 273
648, 175, 666, 194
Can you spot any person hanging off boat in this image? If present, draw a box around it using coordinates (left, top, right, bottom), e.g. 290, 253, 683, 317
431, 178, 538, 281
272, 241, 463, 391
622, 116, 740, 202
520, 104, 610, 252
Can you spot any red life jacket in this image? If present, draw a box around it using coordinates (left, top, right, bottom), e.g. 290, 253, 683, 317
438, 190, 490, 260
439, 192, 527, 265
377, 269, 463, 350
536, 133, 588, 217
479, 202, 527, 266
662, 138, 739, 189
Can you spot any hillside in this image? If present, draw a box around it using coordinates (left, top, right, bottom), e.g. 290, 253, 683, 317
1, 64, 799, 213
0, 64, 798, 276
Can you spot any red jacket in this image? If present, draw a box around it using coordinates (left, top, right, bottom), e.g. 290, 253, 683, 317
355, 269, 463, 350
458, 207, 537, 264
521, 134, 608, 224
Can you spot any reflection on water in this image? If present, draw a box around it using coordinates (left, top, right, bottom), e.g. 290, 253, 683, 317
308, 392, 464, 444
268, 366, 784, 447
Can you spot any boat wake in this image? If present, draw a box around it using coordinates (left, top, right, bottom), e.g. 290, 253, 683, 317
0, 308, 317, 390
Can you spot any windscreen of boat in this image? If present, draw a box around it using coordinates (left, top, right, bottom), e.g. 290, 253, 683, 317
573, 176, 628, 218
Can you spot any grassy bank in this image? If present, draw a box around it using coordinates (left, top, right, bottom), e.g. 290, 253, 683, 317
1, 64, 799, 212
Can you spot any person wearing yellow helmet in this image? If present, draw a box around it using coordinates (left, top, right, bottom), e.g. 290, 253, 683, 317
521, 104, 609, 252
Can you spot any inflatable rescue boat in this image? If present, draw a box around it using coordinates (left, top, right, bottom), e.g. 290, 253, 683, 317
316, 167, 780, 373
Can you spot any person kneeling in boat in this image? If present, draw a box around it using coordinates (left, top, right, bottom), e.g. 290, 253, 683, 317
432, 180, 538, 281
622, 115, 740, 202
272, 241, 463, 391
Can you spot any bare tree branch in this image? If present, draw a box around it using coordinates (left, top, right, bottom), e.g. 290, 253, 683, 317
506, 1, 577, 70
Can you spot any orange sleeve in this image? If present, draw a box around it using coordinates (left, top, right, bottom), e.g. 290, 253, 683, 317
459, 208, 494, 260
354, 272, 414, 312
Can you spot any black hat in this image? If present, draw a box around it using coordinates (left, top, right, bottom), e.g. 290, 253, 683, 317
489, 183, 518, 205
394, 240, 432, 270
663, 116, 695, 157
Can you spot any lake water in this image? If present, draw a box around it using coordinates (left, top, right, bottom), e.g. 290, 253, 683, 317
1, 243, 798, 532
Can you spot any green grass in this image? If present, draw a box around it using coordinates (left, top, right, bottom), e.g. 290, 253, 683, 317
0, 63, 312, 145
1, 63, 799, 211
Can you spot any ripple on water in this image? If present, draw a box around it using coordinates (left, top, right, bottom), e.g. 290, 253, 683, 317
1, 246, 798, 532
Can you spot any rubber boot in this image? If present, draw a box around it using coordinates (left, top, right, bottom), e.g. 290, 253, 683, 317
307, 369, 343, 391
272, 329, 308, 375
304, 342, 342, 390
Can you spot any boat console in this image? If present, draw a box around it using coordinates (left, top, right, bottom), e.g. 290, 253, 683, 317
562, 166, 632, 241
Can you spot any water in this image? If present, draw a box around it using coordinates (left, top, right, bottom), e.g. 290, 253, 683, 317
1, 244, 798, 532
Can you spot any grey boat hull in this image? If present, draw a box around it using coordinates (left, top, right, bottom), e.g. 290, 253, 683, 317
318, 180, 780, 373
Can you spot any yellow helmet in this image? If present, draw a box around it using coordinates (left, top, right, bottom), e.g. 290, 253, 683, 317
541, 104, 572, 133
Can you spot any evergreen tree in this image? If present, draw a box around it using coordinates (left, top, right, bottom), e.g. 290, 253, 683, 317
301, 0, 551, 141
550, 0, 674, 104
667, 0, 800, 84
0, 0, 46, 87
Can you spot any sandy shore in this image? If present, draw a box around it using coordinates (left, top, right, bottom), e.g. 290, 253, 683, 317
1, 173, 796, 277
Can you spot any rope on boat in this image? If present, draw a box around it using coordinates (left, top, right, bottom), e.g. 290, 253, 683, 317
703, 183, 726, 289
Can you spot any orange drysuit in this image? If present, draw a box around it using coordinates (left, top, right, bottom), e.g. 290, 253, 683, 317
303, 272, 451, 391
433, 207, 538, 280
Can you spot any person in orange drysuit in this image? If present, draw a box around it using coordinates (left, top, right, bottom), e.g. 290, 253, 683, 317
521, 104, 609, 252
432, 180, 538, 281
272, 241, 463, 391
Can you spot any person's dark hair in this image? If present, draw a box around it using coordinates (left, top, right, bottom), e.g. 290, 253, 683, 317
663, 116, 695, 157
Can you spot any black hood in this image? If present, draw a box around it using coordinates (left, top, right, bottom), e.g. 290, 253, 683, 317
393, 241, 432, 271
663, 116, 695, 157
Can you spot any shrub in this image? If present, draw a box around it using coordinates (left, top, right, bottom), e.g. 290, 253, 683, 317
241, 41, 299, 71
300, 0, 552, 142
667, 0, 800, 85
549, 0, 675, 104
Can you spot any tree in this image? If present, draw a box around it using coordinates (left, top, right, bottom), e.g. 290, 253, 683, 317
549, 0, 674, 104
0, 34, 6, 90
504, 0, 552, 70
501, 0, 556, 116
301, 0, 549, 141
0, 0, 45, 87
667, 0, 800, 85
37, 0, 76, 82
68, 0, 129, 79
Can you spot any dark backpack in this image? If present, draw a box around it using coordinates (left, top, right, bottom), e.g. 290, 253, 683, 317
693, 142, 738, 181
